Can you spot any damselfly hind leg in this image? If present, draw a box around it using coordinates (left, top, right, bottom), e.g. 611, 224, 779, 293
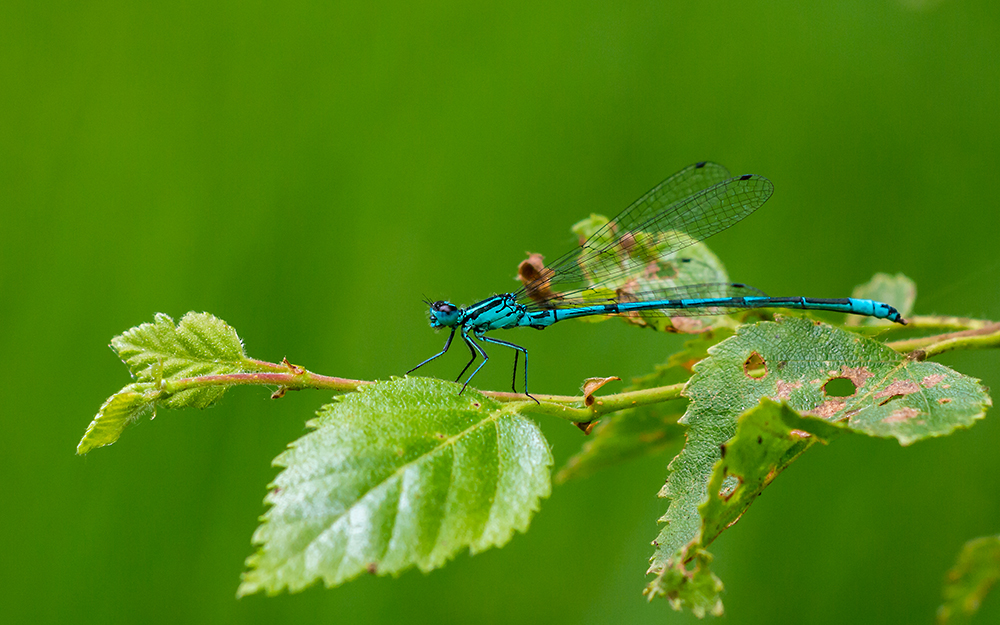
481, 335, 537, 404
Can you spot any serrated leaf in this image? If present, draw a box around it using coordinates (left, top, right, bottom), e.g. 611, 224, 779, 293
648, 400, 854, 612
556, 331, 733, 482
847, 273, 917, 327
649, 317, 990, 594
238, 377, 553, 596
78, 312, 251, 453
76, 383, 157, 454
111, 312, 247, 409
643, 545, 724, 617
938, 535, 1000, 624
698, 400, 848, 543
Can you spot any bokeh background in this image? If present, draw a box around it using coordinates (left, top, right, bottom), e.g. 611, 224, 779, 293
4, 1, 999, 623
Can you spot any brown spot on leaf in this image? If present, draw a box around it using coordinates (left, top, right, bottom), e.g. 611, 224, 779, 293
875, 379, 921, 399
922, 374, 946, 388
937, 398, 952, 405
805, 399, 846, 419
669, 317, 709, 334
883, 407, 921, 423
839, 365, 875, 388
775, 379, 803, 400
789, 430, 812, 440
643, 261, 663, 280
366, 562, 378, 574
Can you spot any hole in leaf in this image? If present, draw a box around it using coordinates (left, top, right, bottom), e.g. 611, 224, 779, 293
823, 377, 857, 397
743, 352, 767, 379
879, 393, 904, 406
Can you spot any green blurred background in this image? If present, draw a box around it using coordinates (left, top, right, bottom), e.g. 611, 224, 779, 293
4, 1, 999, 623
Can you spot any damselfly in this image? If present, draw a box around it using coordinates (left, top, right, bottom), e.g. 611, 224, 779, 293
408, 162, 904, 400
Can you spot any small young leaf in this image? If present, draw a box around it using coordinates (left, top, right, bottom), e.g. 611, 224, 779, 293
238, 377, 553, 596
78, 312, 251, 453
111, 312, 247, 409
847, 273, 917, 327
76, 383, 157, 454
649, 317, 990, 597
938, 535, 1000, 624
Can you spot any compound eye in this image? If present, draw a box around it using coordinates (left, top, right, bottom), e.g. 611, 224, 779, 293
433, 301, 457, 313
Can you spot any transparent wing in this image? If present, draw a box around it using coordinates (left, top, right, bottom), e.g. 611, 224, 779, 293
515, 164, 773, 310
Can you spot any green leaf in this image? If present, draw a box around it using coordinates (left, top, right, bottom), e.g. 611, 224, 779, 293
698, 400, 848, 542
847, 272, 917, 327
556, 330, 732, 483
648, 317, 990, 598
75, 383, 157, 454
238, 377, 553, 596
939, 535, 1000, 624
77, 312, 250, 453
647, 400, 853, 612
111, 312, 247, 408
643, 545, 724, 617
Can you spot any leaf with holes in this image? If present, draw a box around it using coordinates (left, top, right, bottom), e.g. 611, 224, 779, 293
238, 377, 552, 596
847, 273, 917, 327
938, 535, 1000, 624
648, 316, 990, 596
556, 330, 733, 482
647, 400, 854, 612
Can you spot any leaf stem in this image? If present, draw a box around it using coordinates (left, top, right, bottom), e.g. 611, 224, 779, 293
483, 382, 688, 422
163, 369, 370, 395
889, 322, 1000, 358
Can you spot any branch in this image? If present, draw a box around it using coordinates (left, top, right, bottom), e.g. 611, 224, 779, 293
152, 320, 1000, 426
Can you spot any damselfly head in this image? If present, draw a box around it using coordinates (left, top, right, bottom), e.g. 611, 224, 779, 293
428, 300, 461, 328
